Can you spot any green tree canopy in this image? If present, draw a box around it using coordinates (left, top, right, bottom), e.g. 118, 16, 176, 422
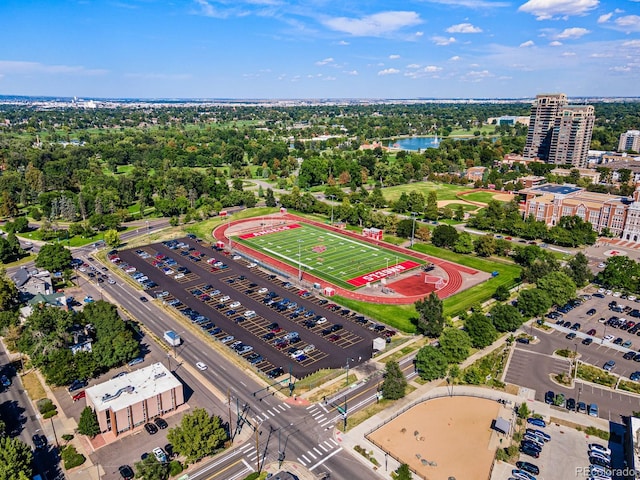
563, 252, 593, 288
35, 243, 72, 273
431, 224, 459, 248
598, 255, 640, 292
167, 408, 228, 464
490, 303, 524, 332
517, 288, 552, 318
104, 229, 120, 247
536, 271, 577, 306
0, 436, 33, 480
464, 312, 498, 348
414, 346, 448, 381
395, 464, 412, 480
439, 328, 472, 364
134, 454, 168, 480
452, 232, 474, 254
78, 407, 101, 437
0, 271, 19, 312
414, 292, 444, 338
381, 360, 407, 400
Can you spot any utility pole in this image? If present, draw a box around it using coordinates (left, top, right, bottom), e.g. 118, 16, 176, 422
410, 212, 418, 247
329, 194, 335, 225
227, 389, 233, 440
298, 239, 303, 281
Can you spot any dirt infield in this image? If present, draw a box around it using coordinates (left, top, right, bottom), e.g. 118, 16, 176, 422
368, 396, 500, 480
493, 193, 515, 201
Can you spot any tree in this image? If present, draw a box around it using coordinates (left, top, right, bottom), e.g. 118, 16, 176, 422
464, 312, 498, 348
414, 292, 444, 338
265, 188, 277, 207
78, 407, 100, 437
517, 288, 552, 318
0, 272, 19, 312
474, 235, 496, 257
104, 229, 120, 247
490, 303, 524, 332
431, 224, 458, 248
414, 346, 448, 381
537, 271, 577, 307
425, 191, 438, 220
598, 255, 640, 291
493, 285, 510, 301
35, 243, 72, 273
0, 436, 33, 480
395, 464, 412, 480
517, 402, 530, 419
452, 232, 474, 254
167, 408, 228, 464
134, 454, 168, 480
439, 328, 472, 364
564, 252, 592, 287
396, 219, 414, 239
381, 361, 407, 400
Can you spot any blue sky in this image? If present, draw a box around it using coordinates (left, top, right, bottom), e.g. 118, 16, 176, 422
0, 0, 639, 99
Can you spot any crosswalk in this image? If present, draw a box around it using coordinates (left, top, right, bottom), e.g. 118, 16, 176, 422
297, 438, 341, 468
249, 402, 292, 424
305, 403, 336, 428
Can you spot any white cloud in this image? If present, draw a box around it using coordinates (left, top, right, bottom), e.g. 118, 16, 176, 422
518, 0, 599, 20
415, 31, 424, 37
611, 65, 632, 72
389, 54, 401, 59
614, 15, 640, 33
407, 63, 421, 68
424, 65, 443, 72
598, 12, 613, 23
520, 40, 535, 47
464, 69, 493, 81
590, 52, 611, 58
378, 68, 400, 75
446, 22, 483, 33
315, 57, 334, 66
124, 72, 192, 80
433, 36, 456, 45
549, 40, 562, 46
324, 76, 336, 81
345, 70, 358, 75
623, 40, 640, 48
450, 55, 461, 61
0, 60, 107, 76
337, 40, 350, 46
556, 27, 590, 39
322, 11, 422, 37
561, 51, 576, 56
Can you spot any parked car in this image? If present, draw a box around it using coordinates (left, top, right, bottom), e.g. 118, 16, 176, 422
144, 423, 158, 435
603, 360, 616, 371
154, 417, 168, 430
68, 379, 87, 392
544, 390, 555, 404
118, 465, 134, 480
588, 403, 599, 417
527, 417, 546, 427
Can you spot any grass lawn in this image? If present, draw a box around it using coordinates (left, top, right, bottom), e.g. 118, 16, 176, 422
459, 191, 505, 204
443, 202, 480, 212
234, 223, 425, 290
332, 295, 417, 333
21, 371, 47, 402
380, 181, 469, 203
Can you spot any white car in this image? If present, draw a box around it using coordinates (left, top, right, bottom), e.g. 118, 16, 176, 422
598, 288, 606, 293
303, 344, 315, 353
291, 349, 304, 358
316, 317, 327, 324
152, 447, 167, 464
174, 273, 185, 279
219, 296, 230, 303
243, 310, 256, 319
613, 291, 621, 297
598, 263, 606, 268
230, 301, 242, 309
630, 295, 638, 301
589, 443, 612, 456
258, 287, 269, 294
233, 255, 242, 260
196, 362, 207, 371
107, 278, 116, 285
606, 290, 613, 295
247, 263, 257, 268
604, 334, 615, 342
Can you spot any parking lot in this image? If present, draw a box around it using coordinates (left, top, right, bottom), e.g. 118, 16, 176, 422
116, 236, 386, 379
544, 290, 640, 380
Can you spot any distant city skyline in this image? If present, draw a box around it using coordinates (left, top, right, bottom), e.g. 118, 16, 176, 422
1, 0, 638, 99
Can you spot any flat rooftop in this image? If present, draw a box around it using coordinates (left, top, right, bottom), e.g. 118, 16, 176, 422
530, 184, 582, 196
86, 362, 181, 413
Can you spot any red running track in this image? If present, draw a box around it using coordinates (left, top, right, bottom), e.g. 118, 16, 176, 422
212, 214, 479, 305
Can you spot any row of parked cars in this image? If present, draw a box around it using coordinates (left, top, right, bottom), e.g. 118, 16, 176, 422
109, 251, 159, 289
519, 417, 551, 461
544, 390, 599, 416
586, 443, 613, 479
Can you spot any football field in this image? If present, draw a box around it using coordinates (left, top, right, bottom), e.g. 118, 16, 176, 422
233, 223, 424, 290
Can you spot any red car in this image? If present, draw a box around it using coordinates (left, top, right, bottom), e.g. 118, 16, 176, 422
587, 329, 596, 336
72, 391, 86, 402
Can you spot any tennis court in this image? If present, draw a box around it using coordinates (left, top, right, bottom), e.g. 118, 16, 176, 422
233, 223, 425, 290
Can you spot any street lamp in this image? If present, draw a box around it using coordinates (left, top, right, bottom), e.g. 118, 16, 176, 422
574, 343, 579, 381
328, 194, 336, 225
410, 212, 418, 247
345, 357, 354, 386
298, 239, 303, 281
145, 220, 150, 241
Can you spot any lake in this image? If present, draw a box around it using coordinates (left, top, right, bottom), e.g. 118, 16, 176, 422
389, 136, 440, 151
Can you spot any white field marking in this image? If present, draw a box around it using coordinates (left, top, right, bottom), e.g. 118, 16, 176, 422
309, 447, 343, 471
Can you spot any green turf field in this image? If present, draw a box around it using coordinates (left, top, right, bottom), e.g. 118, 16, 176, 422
233, 223, 424, 290
380, 182, 469, 203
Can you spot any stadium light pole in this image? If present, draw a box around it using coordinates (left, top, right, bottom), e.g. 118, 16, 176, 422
328, 194, 336, 225
298, 239, 303, 281
410, 212, 418, 247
